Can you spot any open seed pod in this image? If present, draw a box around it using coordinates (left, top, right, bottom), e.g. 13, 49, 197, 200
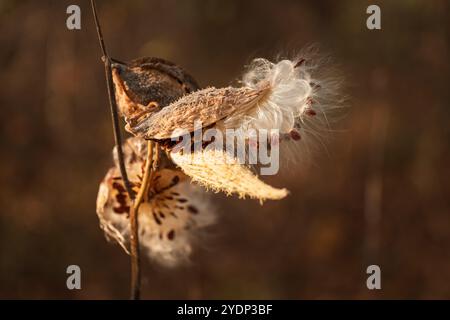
170, 149, 288, 202
111, 57, 199, 134
96, 137, 216, 267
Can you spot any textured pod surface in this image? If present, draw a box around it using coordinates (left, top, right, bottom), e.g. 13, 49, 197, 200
111, 57, 200, 132
96, 137, 215, 266
112, 57, 199, 109
170, 149, 288, 201
131, 85, 270, 139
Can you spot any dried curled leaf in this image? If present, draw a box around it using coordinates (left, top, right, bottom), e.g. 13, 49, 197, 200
96, 137, 215, 267
170, 149, 288, 202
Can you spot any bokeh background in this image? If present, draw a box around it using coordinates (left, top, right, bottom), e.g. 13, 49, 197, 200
1, 0, 449, 299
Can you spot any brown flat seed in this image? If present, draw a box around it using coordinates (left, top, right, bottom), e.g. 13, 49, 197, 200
289, 130, 301, 141
112, 182, 126, 192
187, 205, 199, 214
113, 205, 130, 214
167, 230, 175, 240
170, 212, 178, 218
310, 82, 321, 89
172, 176, 180, 184
152, 212, 162, 225
115, 193, 127, 203
295, 58, 305, 68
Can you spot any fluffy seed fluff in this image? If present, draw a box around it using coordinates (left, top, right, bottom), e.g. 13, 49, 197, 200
106, 51, 343, 207
96, 137, 216, 267
113, 51, 344, 170
162, 54, 344, 193
218, 52, 345, 165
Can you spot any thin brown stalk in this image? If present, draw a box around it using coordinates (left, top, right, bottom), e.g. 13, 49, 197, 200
152, 143, 160, 171
145, 143, 160, 201
91, 0, 141, 299
128, 205, 140, 299
134, 141, 154, 209
91, 0, 135, 199
130, 141, 155, 299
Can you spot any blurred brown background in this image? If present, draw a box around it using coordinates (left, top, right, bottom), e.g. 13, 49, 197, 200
0, 0, 449, 299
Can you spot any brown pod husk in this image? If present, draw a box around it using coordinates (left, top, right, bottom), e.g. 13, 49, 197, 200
111, 57, 200, 134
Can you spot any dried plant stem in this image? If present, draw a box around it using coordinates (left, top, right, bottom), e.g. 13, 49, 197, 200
91, 0, 135, 199
128, 205, 140, 300
130, 141, 156, 299
134, 141, 154, 208
146, 143, 160, 200
91, 0, 140, 299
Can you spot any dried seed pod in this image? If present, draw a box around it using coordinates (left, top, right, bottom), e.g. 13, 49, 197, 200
111, 57, 200, 131
170, 149, 288, 202
126, 54, 343, 169
96, 137, 215, 266
129, 85, 271, 139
